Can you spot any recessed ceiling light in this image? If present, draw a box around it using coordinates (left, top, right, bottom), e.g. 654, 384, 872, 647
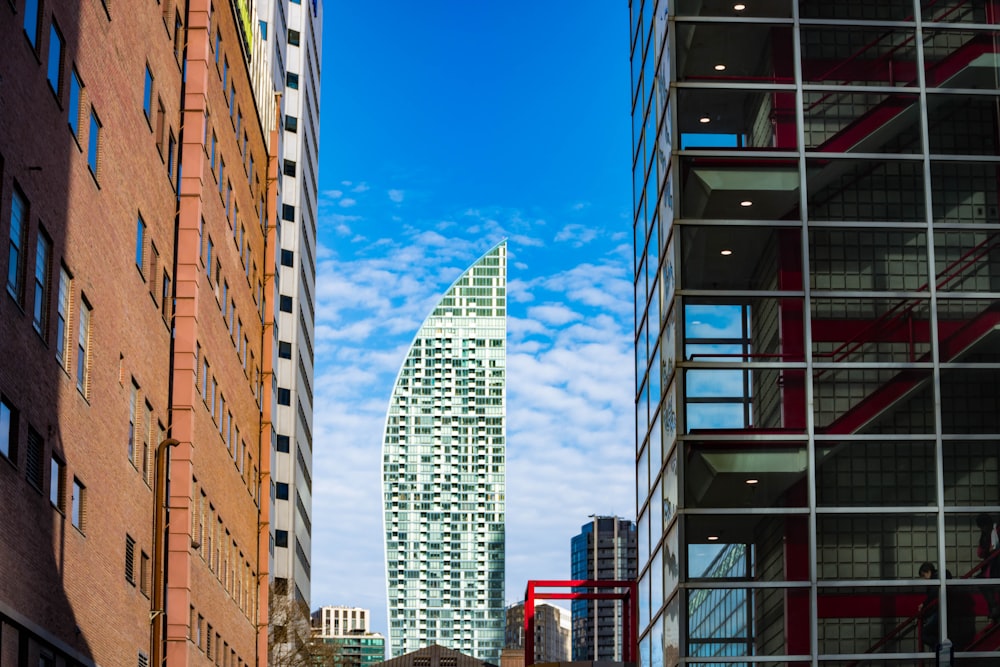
699, 115, 711, 124
707, 535, 720, 541
714, 64, 727, 71
740, 200, 753, 207
720, 249, 733, 256
734, 3, 747, 10
746, 478, 759, 485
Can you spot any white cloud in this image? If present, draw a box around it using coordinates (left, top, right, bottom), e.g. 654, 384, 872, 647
339, 198, 358, 208
527, 303, 582, 327
388, 189, 405, 203
554, 223, 600, 247
353, 183, 371, 193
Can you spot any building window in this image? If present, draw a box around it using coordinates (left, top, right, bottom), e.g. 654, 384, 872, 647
72, 477, 86, 532
161, 270, 171, 320
143, 402, 152, 484
68, 69, 83, 139
285, 115, 298, 133
47, 23, 63, 95
87, 108, 101, 178
23, 0, 40, 47
287, 29, 300, 47
76, 298, 92, 396
7, 186, 27, 304
125, 534, 136, 585
278, 341, 292, 359
33, 231, 51, 336
143, 65, 154, 122
276, 434, 290, 453
135, 215, 146, 275
259, 19, 267, 40
286, 72, 299, 90
155, 99, 166, 156
50, 455, 64, 509
282, 204, 295, 221
275, 530, 288, 548
56, 267, 71, 367
140, 551, 151, 596
283, 160, 296, 177
25, 426, 43, 490
129, 381, 138, 464
275, 482, 289, 500
281, 249, 294, 267
279, 295, 293, 313
167, 131, 177, 183
0, 397, 18, 462
277, 388, 291, 405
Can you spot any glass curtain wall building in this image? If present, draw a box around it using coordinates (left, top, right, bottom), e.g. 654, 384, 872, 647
631, 0, 1000, 663
382, 242, 508, 663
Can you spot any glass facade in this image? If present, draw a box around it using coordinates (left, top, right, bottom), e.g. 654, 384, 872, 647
631, 0, 1000, 663
382, 242, 507, 663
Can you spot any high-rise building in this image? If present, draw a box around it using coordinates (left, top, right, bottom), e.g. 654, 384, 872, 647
505, 601, 571, 664
631, 0, 1000, 663
0, 1, 277, 666
256, 0, 323, 610
382, 241, 508, 663
313, 606, 387, 667
570, 516, 637, 661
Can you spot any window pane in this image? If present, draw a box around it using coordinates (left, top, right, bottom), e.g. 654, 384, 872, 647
47, 24, 62, 93
88, 110, 101, 176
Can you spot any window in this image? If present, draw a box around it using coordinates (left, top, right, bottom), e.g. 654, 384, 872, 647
140, 551, 150, 596
128, 381, 138, 464
33, 232, 51, 335
8, 186, 27, 303
275, 482, 289, 500
259, 20, 267, 40
219, 158, 225, 193
135, 215, 146, 275
222, 57, 229, 92
167, 131, 177, 183
278, 341, 292, 359
50, 455, 64, 509
142, 401, 152, 483
47, 23, 64, 95
71, 477, 86, 531
285, 115, 298, 133
173, 12, 183, 62
206, 238, 214, 280
56, 267, 71, 366
126, 534, 136, 585
26, 426, 43, 490
282, 204, 295, 222
281, 249, 294, 267
286, 72, 299, 90
277, 388, 291, 406
161, 270, 171, 320
77, 298, 92, 395
275, 530, 288, 548
23, 0, 40, 47
156, 99, 166, 156
68, 69, 82, 139
87, 109, 101, 178
283, 160, 296, 177
279, 295, 293, 313
143, 65, 154, 122
287, 30, 300, 47
1, 397, 18, 462
229, 84, 235, 117
276, 434, 290, 453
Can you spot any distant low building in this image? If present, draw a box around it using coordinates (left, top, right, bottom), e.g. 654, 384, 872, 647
374, 643, 498, 667
313, 606, 387, 667
505, 601, 571, 664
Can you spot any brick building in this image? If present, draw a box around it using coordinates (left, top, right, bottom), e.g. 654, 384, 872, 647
0, 1, 277, 666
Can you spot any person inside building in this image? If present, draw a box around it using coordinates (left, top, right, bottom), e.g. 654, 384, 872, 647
918, 561, 941, 650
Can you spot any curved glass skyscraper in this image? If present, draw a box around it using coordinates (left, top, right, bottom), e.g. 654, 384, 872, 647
382, 241, 507, 663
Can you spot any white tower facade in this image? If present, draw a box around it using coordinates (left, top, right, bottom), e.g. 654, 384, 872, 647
382, 242, 508, 663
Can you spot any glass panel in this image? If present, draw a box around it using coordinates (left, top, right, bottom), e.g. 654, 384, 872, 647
922, 0, 993, 23
664, 597, 680, 666
687, 586, 810, 656
674, 23, 793, 83
803, 91, 922, 154
679, 155, 801, 220
806, 158, 926, 222
940, 368, 1000, 435
664, 524, 680, 595
800, 25, 919, 87
813, 367, 935, 435
943, 440, 1000, 507
677, 88, 797, 150
651, 545, 664, 616
650, 611, 664, 667
816, 586, 934, 656
927, 92, 1000, 156
663, 453, 678, 527
811, 298, 933, 364
685, 440, 809, 508
816, 439, 935, 507
810, 229, 930, 292
686, 514, 809, 580
640, 566, 651, 632
674, 0, 793, 18
923, 29, 1000, 90
817, 514, 937, 581
801, 0, 916, 21
930, 160, 1000, 224
682, 226, 801, 291
934, 232, 1000, 293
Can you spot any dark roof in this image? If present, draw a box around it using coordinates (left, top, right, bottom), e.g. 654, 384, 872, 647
374, 644, 497, 667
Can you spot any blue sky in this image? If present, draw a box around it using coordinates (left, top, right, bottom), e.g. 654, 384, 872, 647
311, 2, 634, 635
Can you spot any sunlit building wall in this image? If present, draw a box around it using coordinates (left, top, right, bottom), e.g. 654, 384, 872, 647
382, 242, 508, 663
505, 601, 571, 664
631, 0, 1000, 664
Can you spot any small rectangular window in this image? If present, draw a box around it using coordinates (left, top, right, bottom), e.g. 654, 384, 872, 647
47, 23, 64, 95
56, 267, 72, 367
135, 215, 146, 275
8, 185, 28, 303
68, 69, 83, 138
125, 534, 136, 585
276, 434, 290, 453
0, 397, 18, 462
161, 270, 172, 320
280, 249, 294, 267
279, 295, 293, 313
155, 98, 166, 155
285, 115, 298, 133
143, 65, 154, 122
23, 0, 40, 47
33, 232, 52, 336
278, 341, 292, 359
77, 297, 92, 396
283, 160, 296, 177
50, 455, 65, 509
167, 131, 177, 183
282, 204, 295, 221
286, 72, 299, 90
259, 20, 267, 40
287, 30, 300, 47
72, 477, 86, 531
140, 551, 151, 596
88, 109, 102, 178
26, 426, 43, 490
275, 482, 289, 500
275, 530, 288, 548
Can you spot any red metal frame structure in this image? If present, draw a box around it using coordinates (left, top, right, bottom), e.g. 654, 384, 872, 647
523, 580, 638, 667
